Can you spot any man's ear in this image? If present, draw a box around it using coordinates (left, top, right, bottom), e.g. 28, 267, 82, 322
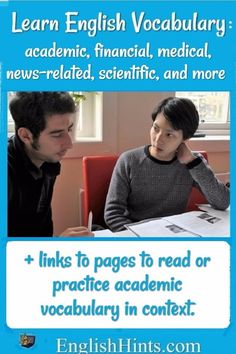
17, 127, 33, 145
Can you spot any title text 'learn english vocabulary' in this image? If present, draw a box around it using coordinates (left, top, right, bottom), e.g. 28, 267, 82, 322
11, 11, 227, 37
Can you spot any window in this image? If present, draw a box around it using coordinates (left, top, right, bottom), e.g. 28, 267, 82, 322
175, 91, 230, 135
7, 91, 103, 142
74, 92, 103, 142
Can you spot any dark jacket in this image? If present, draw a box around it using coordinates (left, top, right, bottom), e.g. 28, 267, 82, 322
8, 136, 60, 237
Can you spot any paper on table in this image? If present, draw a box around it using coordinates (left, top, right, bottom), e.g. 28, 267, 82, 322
93, 229, 137, 237
125, 209, 229, 237
161, 210, 229, 237
125, 218, 200, 237
93, 229, 115, 237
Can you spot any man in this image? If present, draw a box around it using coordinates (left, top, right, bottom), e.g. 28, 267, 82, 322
104, 96, 229, 232
8, 91, 92, 237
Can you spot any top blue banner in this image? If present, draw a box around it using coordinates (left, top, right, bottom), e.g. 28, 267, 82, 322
0, 1, 235, 91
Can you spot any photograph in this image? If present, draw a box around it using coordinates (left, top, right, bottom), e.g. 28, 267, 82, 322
7, 91, 230, 238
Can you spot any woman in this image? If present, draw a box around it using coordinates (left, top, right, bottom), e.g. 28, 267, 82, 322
104, 97, 229, 232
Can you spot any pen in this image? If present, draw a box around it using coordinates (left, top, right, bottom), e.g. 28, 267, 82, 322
88, 211, 93, 232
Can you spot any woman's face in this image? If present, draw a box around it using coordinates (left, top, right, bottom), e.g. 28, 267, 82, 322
150, 113, 184, 161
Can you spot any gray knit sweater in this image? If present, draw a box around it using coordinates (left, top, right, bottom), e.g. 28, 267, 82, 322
104, 145, 229, 232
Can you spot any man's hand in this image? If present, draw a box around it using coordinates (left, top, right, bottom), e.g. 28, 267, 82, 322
177, 142, 196, 164
59, 227, 94, 237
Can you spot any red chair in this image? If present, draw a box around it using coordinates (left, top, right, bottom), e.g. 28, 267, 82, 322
82, 151, 208, 228
186, 151, 208, 211
82, 155, 119, 227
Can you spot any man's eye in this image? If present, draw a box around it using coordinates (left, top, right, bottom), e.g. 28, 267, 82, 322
52, 133, 62, 138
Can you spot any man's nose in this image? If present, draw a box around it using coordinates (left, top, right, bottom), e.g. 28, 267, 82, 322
64, 133, 73, 149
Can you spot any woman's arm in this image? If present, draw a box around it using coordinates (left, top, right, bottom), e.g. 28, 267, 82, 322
177, 143, 229, 210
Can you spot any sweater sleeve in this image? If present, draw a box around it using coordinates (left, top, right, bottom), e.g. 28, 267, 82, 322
188, 155, 229, 210
104, 153, 134, 232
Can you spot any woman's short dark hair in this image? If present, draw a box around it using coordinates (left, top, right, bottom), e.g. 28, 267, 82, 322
9, 92, 76, 139
151, 97, 199, 140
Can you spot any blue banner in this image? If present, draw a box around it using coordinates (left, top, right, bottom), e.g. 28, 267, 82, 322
0, 1, 235, 354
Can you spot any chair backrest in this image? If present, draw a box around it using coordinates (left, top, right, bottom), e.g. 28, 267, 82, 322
82, 155, 119, 227
186, 151, 208, 211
